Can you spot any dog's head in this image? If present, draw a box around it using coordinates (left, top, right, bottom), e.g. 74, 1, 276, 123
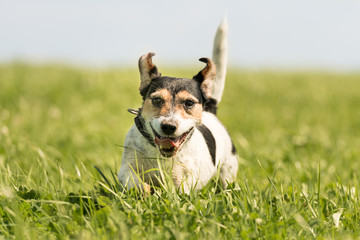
137, 52, 216, 157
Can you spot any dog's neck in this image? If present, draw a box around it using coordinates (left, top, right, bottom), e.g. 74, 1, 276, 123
134, 114, 157, 147
128, 108, 156, 147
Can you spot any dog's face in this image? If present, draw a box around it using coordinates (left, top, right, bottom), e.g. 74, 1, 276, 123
137, 53, 216, 157
142, 77, 202, 157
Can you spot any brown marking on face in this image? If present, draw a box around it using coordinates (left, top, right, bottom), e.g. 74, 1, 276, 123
174, 91, 203, 121
142, 89, 172, 119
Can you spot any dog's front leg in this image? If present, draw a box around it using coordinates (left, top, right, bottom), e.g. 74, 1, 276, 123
118, 150, 161, 193
171, 162, 200, 194
118, 163, 146, 191
118, 125, 161, 192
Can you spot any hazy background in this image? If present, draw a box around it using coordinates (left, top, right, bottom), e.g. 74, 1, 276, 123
1, 0, 359, 71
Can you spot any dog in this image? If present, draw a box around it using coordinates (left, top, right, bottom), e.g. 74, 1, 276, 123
118, 18, 238, 194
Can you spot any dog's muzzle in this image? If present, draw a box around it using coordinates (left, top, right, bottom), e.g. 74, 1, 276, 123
150, 125, 194, 157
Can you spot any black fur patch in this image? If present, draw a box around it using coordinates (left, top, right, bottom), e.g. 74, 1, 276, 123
134, 115, 156, 147
140, 85, 151, 99
193, 71, 204, 83
145, 76, 204, 104
204, 98, 218, 115
196, 124, 216, 165
149, 66, 159, 78
231, 140, 237, 155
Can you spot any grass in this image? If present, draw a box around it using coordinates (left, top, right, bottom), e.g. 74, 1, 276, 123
0, 62, 360, 239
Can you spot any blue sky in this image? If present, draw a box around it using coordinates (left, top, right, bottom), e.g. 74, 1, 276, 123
1, 0, 359, 70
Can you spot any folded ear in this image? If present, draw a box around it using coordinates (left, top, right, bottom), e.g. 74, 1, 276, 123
138, 52, 161, 96
193, 58, 216, 99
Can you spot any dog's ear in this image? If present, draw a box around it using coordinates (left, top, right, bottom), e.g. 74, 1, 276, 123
193, 58, 216, 99
138, 52, 161, 96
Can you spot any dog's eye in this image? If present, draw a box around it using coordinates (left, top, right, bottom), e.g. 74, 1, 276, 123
184, 100, 195, 109
151, 97, 164, 107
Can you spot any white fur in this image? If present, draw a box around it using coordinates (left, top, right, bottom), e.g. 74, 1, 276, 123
149, 113, 196, 137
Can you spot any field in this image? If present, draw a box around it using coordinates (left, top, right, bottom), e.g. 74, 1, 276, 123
0, 63, 360, 239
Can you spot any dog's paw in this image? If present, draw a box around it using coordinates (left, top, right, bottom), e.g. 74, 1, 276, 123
142, 183, 152, 195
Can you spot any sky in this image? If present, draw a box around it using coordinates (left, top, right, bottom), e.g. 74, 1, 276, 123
1, 0, 360, 71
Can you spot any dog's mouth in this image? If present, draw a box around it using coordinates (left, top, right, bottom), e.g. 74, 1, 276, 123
150, 125, 194, 157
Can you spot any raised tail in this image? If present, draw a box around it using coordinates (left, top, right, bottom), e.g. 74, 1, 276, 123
211, 17, 228, 103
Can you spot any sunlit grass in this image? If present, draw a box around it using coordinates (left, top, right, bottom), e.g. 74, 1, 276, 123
0, 63, 360, 238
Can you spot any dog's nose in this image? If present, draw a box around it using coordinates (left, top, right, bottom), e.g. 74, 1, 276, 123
161, 123, 177, 135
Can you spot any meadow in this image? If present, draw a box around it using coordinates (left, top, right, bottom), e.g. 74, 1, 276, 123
0, 63, 359, 239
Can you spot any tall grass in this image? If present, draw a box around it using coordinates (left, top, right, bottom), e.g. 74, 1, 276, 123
0, 63, 359, 238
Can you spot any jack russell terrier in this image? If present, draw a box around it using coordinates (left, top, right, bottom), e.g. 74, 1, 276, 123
118, 19, 238, 194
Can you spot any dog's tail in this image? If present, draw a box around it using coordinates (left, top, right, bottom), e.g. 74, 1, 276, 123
211, 17, 228, 104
